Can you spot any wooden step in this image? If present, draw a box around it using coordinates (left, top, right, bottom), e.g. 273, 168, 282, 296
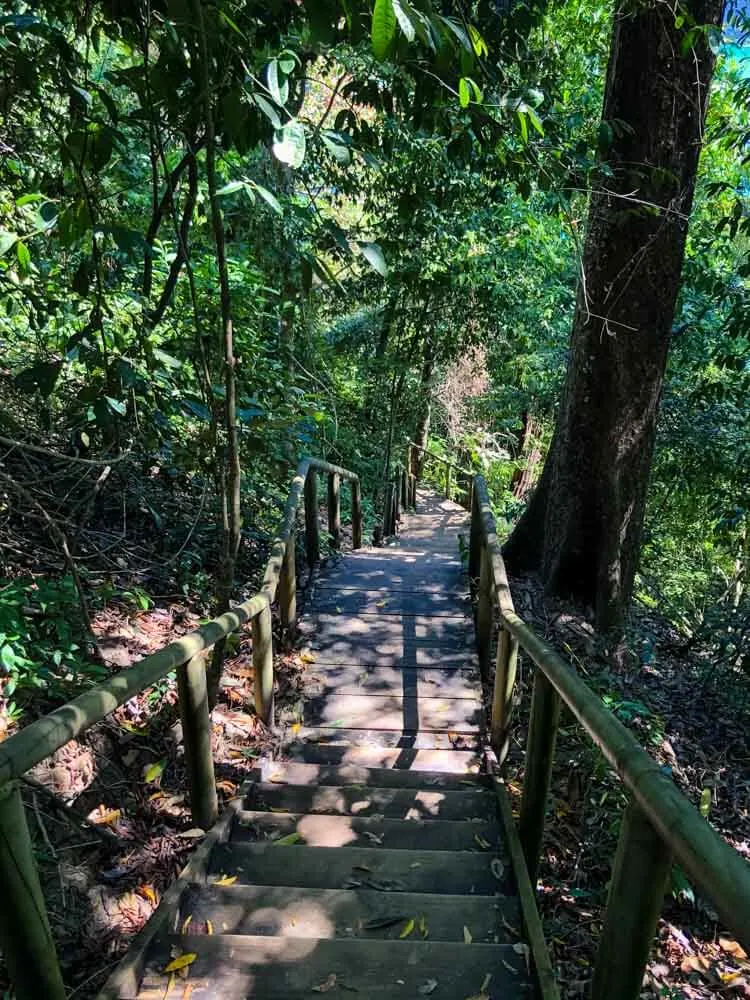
177, 882, 522, 942
209, 843, 512, 895
307, 590, 471, 617
293, 727, 482, 750
234, 810, 500, 851
136, 933, 531, 999
245, 782, 494, 820
304, 692, 483, 732
250, 760, 488, 789
302, 612, 475, 648
286, 741, 484, 773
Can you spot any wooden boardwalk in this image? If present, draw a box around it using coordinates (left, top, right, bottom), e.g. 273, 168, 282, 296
103, 491, 538, 999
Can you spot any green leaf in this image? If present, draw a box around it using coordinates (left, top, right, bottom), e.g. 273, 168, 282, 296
105, 396, 127, 416
216, 180, 245, 196
0, 644, 16, 671
272, 121, 306, 169
358, 241, 388, 276
16, 241, 31, 273
517, 109, 528, 144
153, 347, 182, 370
251, 183, 283, 215
266, 59, 288, 107
527, 108, 544, 137
0, 231, 18, 256
322, 130, 352, 166
253, 93, 282, 128
372, 0, 396, 60
392, 0, 415, 41
459, 78, 471, 109
468, 24, 488, 58
144, 759, 166, 783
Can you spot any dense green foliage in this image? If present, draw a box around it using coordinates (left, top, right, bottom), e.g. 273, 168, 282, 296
0, 0, 748, 719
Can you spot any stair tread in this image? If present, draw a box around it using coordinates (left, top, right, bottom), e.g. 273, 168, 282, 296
251, 760, 488, 789
286, 742, 483, 773
136, 933, 532, 999
245, 782, 495, 820
293, 727, 482, 749
177, 882, 521, 942
209, 842, 512, 895
304, 692, 483, 732
303, 663, 481, 698
234, 810, 501, 850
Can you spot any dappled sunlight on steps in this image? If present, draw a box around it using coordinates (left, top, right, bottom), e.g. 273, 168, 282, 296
99, 490, 540, 1000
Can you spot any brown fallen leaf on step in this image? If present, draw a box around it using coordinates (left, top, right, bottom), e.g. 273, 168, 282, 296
312, 973, 337, 993
178, 828, 205, 840
720, 938, 749, 961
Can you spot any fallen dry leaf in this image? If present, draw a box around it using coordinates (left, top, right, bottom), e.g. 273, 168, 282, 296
312, 973, 337, 993
464, 925, 473, 944
212, 874, 238, 886
400, 918, 415, 938
163, 953, 197, 974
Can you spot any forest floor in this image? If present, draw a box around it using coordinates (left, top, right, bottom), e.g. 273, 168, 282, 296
506, 572, 750, 1000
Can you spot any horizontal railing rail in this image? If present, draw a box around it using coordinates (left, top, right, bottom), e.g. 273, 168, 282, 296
416, 459, 750, 1000
0, 454, 362, 1000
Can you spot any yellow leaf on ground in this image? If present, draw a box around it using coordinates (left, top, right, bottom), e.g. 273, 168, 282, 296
163, 953, 197, 974
463, 926, 473, 944
138, 884, 158, 905
300, 651, 316, 663
212, 874, 238, 886
205, 919, 213, 935
400, 918, 415, 939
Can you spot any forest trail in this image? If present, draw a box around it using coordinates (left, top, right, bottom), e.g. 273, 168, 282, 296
101, 491, 541, 999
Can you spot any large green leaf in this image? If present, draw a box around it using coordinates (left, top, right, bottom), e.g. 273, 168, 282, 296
358, 241, 388, 276
372, 0, 396, 60
272, 121, 306, 169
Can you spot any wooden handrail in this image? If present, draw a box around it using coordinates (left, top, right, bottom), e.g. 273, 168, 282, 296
415, 462, 750, 1000
0, 454, 361, 1000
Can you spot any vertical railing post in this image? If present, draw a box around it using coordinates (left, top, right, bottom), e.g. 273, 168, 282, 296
519, 669, 561, 887
476, 547, 493, 679
327, 472, 341, 550
445, 464, 451, 499
0, 780, 66, 1000
400, 467, 408, 509
468, 485, 481, 594
304, 468, 319, 568
410, 473, 417, 508
279, 538, 297, 645
351, 478, 362, 549
394, 470, 401, 526
177, 652, 218, 830
591, 800, 672, 1000
490, 626, 519, 766
253, 598, 274, 727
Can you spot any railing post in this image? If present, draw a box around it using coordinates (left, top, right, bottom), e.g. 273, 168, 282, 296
177, 653, 218, 830
410, 473, 417, 508
394, 470, 401, 526
400, 467, 408, 509
253, 598, 274, 727
279, 538, 297, 645
327, 472, 341, 549
468, 485, 481, 594
304, 468, 319, 568
591, 800, 672, 1000
0, 780, 66, 1000
445, 464, 451, 499
490, 626, 519, 766
476, 547, 493, 679
519, 669, 561, 887
351, 478, 362, 549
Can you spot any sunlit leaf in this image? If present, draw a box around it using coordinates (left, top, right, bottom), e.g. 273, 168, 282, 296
372, 0, 396, 60
162, 953, 197, 973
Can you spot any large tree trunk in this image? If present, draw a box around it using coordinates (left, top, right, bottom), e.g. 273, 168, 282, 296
504, 0, 723, 632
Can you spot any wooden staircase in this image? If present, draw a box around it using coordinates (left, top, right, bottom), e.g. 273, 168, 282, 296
101, 492, 543, 999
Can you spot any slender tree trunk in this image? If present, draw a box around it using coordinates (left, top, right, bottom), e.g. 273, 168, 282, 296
504, 0, 723, 632
191, 0, 242, 704
411, 338, 435, 476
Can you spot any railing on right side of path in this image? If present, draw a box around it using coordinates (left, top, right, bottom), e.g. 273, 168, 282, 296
414, 448, 750, 1000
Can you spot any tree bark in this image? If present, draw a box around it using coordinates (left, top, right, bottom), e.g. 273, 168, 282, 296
504, 0, 723, 632
411, 338, 435, 476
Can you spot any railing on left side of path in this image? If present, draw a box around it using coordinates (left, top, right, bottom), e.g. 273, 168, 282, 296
0, 456, 362, 1000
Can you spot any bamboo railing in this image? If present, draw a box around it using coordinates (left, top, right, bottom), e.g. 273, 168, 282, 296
414, 447, 750, 1000
0, 456, 361, 1000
